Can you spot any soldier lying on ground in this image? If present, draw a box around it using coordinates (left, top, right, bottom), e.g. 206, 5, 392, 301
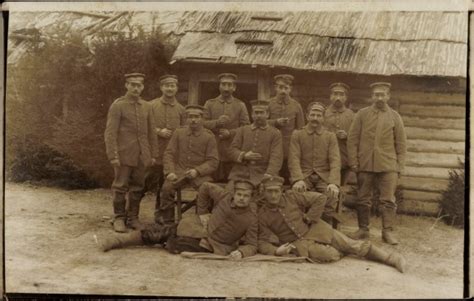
96, 179, 258, 259
257, 176, 406, 273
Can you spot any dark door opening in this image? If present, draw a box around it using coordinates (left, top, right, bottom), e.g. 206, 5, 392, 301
199, 81, 258, 115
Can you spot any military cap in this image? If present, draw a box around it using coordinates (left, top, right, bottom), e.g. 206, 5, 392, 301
185, 104, 205, 115
274, 74, 294, 85
124, 73, 145, 83
218, 73, 238, 82
307, 101, 326, 113
261, 175, 285, 188
234, 179, 255, 191
329, 82, 350, 92
250, 99, 270, 110
370, 82, 392, 90
159, 74, 178, 85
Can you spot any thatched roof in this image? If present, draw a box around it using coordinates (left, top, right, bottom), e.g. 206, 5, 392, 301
8, 11, 467, 78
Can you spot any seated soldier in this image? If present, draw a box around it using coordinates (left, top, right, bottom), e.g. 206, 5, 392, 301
289, 101, 340, 225
257, 176, 406, 273
155, 104, 219, 225
96, 179, 258, 260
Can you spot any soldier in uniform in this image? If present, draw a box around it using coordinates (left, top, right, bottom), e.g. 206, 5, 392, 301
288, 102, 341, 224
324, 82, 355, 186
104, 73, 158, 232
257, 176, 406, 273
155, 104, 219, 225
267, 74, 305, 183
203, 73, 251, 182
347, 82, 407, 245
97, 179, 257, 260
148, 75, 186, 224
228, 100, 283, 187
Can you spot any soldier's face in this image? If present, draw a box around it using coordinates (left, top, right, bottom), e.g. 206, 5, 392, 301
252, 108, 269, 124
330, 89, 347, 108
307, 110, 324, 127
125, 81, 144, 97
371, 87, 390, 109
264, 186, 283, 205
233, 189, 252, 207
187, 112, 203, 129
219, 81, 236, 97
275, 82, 291, 98
160, 82, 178, 98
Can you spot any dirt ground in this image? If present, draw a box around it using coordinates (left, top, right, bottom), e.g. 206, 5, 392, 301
4, 182, 464, 298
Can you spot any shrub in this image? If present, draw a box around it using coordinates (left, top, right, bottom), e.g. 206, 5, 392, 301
439, 162, 465, 228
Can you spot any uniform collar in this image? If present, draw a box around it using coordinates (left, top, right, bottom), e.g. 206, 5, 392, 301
329, 104, 346, 113
123, 94, 143, 104
371, 103, 388, 112
186, 126, 203, 136
304, 124, 324, 135
160, 96, 177, 106
218, 95, 234, 104
251, 122, 269, 130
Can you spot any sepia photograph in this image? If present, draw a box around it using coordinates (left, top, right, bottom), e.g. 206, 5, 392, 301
2, 1, 468, 299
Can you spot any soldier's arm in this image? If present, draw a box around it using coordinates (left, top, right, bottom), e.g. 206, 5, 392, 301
328, 133, 341, 186
229, 102, 251, 137
265, 130, 283, 176
295, 102, 305, 129
342, 110, 355, 135
202, 101, 219, 130
292, 190, 326, 223
238, 214, 258, 257
147, 105, 159, 159
393, 111, 407, 173
179, 105, 187, 126
288, 131, 305, 183
196, 182, 228, 214
194, 134, 219, 176
258, 217, 279, 255
104, 103, 121, 162
229, 127, 245, 163
347, 111, 362, 169
163, 130, 178, 175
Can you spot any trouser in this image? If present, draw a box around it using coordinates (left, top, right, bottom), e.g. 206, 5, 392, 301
141, 164, 165, 222
340, 168, 351, 186
215, 161, 234, 183
304, 173, 338, 221
157, 179, 200, 224
357, 172, 398, 211
111, 161, 146, 219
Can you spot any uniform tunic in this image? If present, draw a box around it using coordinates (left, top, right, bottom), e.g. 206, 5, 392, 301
150, 97, 186, 165
203, 95, 250, 162
197, 182, 257, 257
324, 105, 355, 169
267, 96, 305, 158
228, 123, 283, 186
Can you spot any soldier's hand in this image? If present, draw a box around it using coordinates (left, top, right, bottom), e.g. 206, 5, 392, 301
185, 169, 199, 179
275, 242, 296, 256
218, 129, 231, 139
229, 250, 243, 260
292, 180, 307, 193
110, 159, 120, 167
276, 117, 289, 126
350, 165, 358, 173
151, 158, 157, 166
336, 130, 347, 139
157, 128, 173, 139
199, 213, 211, 229
217, 115, 230, 127
327, 184, 339, 199
166, 173, 178, 182
244, 151, 263, 161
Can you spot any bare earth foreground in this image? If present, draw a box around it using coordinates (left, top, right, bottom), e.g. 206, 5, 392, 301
5, 182, 464, 298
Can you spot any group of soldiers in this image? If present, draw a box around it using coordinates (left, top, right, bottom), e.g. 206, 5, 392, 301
100, 71, 407, 273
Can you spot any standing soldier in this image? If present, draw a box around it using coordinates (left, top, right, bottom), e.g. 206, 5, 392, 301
104, 73, 158, 232
288, 102, 341, 224
347, 82, 407, 245
228, 100, 283, 187
324, 82, 355, 186
267, 74, 305, 183
149, 75, 186, 224
156, 104, 219, 225
203, 73, 250, 182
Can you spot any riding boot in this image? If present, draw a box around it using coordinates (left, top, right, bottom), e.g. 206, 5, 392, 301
381, 208, 399, 245
96, 230, 143, 252
347, 206, 370, 240
112, 191, 127, 233
365, 244, 407, 273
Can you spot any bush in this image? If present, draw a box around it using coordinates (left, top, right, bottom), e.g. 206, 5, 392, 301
439, 162, 465, 228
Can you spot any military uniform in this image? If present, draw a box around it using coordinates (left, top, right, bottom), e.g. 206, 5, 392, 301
203, 94, 250, 180
158, 125, 219, 224
104, 84, 158, 229
288, 124, 341, 221
347, 82, 407, 243
228, 123, 283, 187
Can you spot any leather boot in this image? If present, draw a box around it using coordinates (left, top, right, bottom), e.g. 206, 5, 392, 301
113, 192, 127, 233
154, 191, 162, 224
347, 206, 370, 240
96, 230, 143, 252
381, 208, 399, 245
365, 244, 407, 273
127, 192, 144, 230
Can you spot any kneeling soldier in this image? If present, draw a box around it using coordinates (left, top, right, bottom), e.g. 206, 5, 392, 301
257, 176, 406, 273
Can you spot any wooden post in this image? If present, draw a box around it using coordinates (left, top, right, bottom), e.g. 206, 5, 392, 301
257, 67, 271, 100
188, 70, 199, 105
